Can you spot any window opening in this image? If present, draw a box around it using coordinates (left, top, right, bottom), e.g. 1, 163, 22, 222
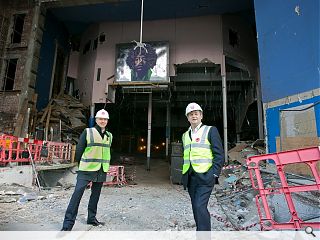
96, 68, 101, 81
99, 33, 105, 43
229, 29, 239, 48
93, 38, 98, 50
82, 40, 91, 55
2, 58, 18, 90
11, 14, 25, 43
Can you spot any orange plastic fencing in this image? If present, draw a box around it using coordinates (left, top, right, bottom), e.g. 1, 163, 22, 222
0, 134, 72, 165
40, 141, 72, 164
104, 165, 126, 186
87, 165, 127, 188
0, 134, 43, 164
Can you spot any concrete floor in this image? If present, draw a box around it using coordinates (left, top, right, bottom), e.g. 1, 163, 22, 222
1, 156, 218, 231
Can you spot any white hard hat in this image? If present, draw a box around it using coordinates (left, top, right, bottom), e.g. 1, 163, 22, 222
185, 102, 203, 116
95, 109, 109, 119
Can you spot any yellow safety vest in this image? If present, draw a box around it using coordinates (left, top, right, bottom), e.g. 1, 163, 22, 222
182, 125, 213, 174
78, 127, 112, 172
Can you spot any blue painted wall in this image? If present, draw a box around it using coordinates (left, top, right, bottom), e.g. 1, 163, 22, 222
266, 95, 320, 153
36, 11, 70, 110
254, 0, 320, 103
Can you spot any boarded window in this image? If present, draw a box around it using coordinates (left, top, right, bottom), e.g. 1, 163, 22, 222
278, 103, 319, 151
11, 14, 25, 43
2, 58, 18, 90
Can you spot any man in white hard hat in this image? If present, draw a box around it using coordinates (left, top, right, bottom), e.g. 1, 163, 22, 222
182, 102, 224, 232
61, 109, 112, 231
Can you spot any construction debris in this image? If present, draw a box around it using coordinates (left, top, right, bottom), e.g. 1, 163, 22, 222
228, 139, 265, 165
35, 94, 89, 144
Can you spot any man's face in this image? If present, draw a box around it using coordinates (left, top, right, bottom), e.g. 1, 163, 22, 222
134, 54, 146, 69
134, 54, 148, 78
187, 110, 203, 127
96, 118, 108, 128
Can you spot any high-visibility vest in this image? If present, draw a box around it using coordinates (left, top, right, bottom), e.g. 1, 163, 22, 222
182, 125, 213, 174
78, 128, 112, 172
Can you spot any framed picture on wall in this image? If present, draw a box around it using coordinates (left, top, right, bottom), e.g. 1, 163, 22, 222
115, 41, 169, 83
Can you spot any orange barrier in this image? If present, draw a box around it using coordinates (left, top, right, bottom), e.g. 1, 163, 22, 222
40, 141, 72, 164
87, 165, 126, 188
0, 134, 72, 165
104, 165, 126, 186
0, 134, 43, 164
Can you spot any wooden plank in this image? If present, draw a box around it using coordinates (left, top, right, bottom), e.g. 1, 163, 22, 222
40, 99, 53, 123
276, 136, 320, 176
44, 104, 52, 141
71, 144, 76, 163
276, 136, 320, 152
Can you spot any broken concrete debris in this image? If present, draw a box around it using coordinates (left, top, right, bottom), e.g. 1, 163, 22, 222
0, 184, 47, 204
36, 94, 88, 144
227, 140, 265, 165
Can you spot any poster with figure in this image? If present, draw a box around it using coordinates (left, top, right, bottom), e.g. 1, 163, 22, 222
115, 41, 169, 82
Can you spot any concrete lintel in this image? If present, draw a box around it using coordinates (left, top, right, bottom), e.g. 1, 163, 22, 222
35, 162, 77, 171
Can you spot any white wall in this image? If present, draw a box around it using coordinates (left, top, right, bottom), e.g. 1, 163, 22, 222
77, 15, 224, 105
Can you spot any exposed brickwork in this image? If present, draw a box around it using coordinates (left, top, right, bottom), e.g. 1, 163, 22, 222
0, 1, 36, 135
0, 92, 20, 113
0, 112, 16, 134
0, 92, 19, 135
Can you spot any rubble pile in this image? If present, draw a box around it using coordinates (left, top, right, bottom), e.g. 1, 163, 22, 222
0, 184, 47, 204
228, 139, 265, 165
36, 95, 89, 144
217, 139, 320, 230
214, 165, 260, 230
208, 139, 267, 230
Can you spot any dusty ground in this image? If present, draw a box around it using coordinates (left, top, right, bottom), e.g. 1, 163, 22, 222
0, 158, 258, 231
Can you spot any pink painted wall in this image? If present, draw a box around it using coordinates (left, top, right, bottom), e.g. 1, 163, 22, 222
222, 15, 258, 75
77, 24, 99, 105
75, 15, 223, 105
67, 51, 79, 79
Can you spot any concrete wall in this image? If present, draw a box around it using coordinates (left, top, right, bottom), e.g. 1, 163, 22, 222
74, 15, 224, 105
254, 0, 320, 103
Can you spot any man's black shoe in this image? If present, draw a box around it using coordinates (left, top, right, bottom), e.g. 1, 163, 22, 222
87, 219, 105, 226
60, 227, 71, 231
